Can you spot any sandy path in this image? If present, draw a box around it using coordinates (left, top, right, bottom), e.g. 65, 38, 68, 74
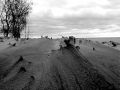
0, 39, 117, 90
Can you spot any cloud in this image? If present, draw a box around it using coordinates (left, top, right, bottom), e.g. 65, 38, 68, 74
27, 0, 120, 38
30, 0, 120, 18
31, 0, 112, 18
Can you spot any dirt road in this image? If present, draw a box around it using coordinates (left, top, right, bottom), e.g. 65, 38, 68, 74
0, 39, 117, 90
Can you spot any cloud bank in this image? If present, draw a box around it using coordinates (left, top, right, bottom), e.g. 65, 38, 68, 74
26, 0, 120, 38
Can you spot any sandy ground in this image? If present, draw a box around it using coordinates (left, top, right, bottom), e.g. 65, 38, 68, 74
76, 39, 120, 89
88, 37, 120, 51
114, 45, 120, 51
0, 38, 119, 90
88, 37, 120, 43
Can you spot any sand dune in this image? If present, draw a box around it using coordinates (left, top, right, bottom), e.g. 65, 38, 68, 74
0, 38, 119, 90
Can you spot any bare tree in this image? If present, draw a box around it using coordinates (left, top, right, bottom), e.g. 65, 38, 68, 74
0, 0, 31, 40
0, 0, 11, 38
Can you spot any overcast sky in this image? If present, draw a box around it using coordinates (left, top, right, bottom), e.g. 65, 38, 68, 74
27, 0, 120, 38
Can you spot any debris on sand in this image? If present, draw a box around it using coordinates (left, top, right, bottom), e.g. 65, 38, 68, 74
8, 42, 16, 47
22, 75, 35, 90
12, 43, 16, 47
76, 46, 80, 50
63, 36, 76, 47
18, 67, 27, 73
14, 56, 24, 65
93, 47, 96, 51
30, 75, 35, 80
102, 41, 120, 47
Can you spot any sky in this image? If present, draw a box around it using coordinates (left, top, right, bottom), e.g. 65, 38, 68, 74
27, 0, 120, 38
